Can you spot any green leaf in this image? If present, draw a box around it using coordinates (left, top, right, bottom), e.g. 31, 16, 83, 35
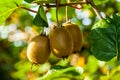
50, 65, 67, 70
24, 0, 34, 3
90, 15, 120, 61
93, 0, 109, 5
33, 6, 48, 27
40, 65, 83, 80
0, 0, 22, 25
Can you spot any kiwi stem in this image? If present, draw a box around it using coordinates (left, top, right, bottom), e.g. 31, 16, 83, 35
66, 6, 68, 22
65, 0, 69, 22
41, 27, 45, 35
56, 0, 59, 26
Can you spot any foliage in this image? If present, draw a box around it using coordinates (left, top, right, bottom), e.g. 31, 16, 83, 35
0, 0, 22, 25
0, 0, 120, 80
91, 14, 120, 61
33, 6, 48, 27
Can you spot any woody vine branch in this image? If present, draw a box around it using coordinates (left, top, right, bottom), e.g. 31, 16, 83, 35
17, 0, 103, 20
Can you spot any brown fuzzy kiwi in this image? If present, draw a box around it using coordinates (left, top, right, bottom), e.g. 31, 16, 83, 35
63, 22, 83, 53
27, 34, 50, 64
49, 27, 73, 58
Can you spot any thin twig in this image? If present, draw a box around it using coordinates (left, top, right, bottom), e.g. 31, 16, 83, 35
91, 4, 103, 19
19, 6, 38, 13
14, 2, 38, 13
41, 1, 86, 7
86, 0, 103, 20
17, 0, 103, 21
16, 1, 86, 13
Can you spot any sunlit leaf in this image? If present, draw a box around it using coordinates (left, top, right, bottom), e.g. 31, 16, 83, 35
85, 55, 98, 73
91, 14, 120, 61
110, 71, 120, 80
0, 0, 22, 25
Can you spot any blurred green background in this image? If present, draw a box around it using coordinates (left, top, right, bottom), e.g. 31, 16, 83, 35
1, 0, 120, 80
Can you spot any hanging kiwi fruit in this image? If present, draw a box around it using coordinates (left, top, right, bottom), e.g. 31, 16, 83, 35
63, 22, 83, 53
27, 33, 51, 64
49, 27, 73, 58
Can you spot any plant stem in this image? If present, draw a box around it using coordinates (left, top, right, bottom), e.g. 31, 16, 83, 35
86, 0, 103, 20
17, 1, 86, 13
18, 6, 37, 13
66, 0, 70, 22
91, 4, 103, 20
41, 1, 86, 7
66, 6, 68, 22
42, 27, 45, 34
56, 0, 59, 26
18, 0, 103, 20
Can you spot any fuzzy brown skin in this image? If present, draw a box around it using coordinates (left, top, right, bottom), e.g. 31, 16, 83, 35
49, 27, 73, 58
63, 22, 83, 53
27, 35, 50, 64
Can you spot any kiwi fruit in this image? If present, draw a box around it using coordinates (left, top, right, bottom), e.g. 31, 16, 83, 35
63, 22, 83, 53
27, 34, 50, 64
49, 27, 73, 58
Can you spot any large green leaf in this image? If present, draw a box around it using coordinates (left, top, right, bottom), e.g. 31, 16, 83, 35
0, 0, 22, 25
33, 6, 48, 27
90, 15, 120, 61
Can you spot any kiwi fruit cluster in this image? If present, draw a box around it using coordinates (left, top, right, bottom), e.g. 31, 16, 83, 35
27, 22, 82, 64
